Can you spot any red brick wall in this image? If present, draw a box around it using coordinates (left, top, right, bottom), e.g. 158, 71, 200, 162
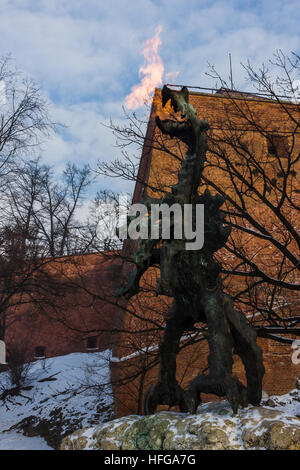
5, 253, 125, 361
111, 335, 300, 417
111, 89, 300, 417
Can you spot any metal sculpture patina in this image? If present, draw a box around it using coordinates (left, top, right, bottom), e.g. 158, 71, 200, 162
117, 85, 265, 415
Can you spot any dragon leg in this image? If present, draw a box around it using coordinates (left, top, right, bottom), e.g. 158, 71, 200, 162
223, 295, 265, 406
144, 299, 193, 414
187, 290, 247, 414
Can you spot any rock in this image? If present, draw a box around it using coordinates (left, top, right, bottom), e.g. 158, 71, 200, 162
243, 420, 300, 450
61, 429, 89, 450
60, 401, 300, 450
267, 422, 300, 450
191, 423, 231, 450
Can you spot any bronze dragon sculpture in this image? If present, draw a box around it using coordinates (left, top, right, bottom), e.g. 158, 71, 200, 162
117, 85, 265, 415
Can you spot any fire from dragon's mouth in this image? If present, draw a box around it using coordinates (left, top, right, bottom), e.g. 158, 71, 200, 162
125, 27, 179, 110
125, 26, 164, 110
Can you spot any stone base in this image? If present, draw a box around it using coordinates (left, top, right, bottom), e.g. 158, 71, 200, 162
61, 400, 300, 450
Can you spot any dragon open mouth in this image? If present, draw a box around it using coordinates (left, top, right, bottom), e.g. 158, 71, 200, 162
161, 85, 189, 114
155, 85, 192, 138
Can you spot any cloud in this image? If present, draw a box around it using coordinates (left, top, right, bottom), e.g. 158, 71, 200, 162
44, 101, 124, 167
0, 0, 298, 198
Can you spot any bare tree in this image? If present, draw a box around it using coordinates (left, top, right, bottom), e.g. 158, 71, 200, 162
0, 157, 99, 341
0, 55, 54, 180
94, 50, 300, 346
0, 56, 55, 341
201, 50, 300, 342
85, 189, 132, 252
6, 340, 33, 389
0, 57, 101, 341
3, 158, 94, 256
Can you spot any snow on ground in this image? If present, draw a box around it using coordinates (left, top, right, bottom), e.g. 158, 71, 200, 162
1, 350, 299, 450
0, 431, 52, 450
63, 388, 300, 450
0, 351, 113, 450
263, 389, 300, 417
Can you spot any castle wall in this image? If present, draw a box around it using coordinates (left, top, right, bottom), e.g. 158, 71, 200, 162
5, 253, 125, 362
111, 337, 300, 417
111, 89, 300, 418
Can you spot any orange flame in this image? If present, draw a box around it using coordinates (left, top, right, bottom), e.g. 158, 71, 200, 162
125, 26, 165, 109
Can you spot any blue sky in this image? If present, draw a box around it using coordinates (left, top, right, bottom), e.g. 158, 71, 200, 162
1, 0, 299, 196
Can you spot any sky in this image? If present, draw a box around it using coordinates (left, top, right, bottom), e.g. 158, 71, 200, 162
1, 0, 299, 197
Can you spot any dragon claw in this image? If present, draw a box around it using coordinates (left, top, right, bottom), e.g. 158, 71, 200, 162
143, 382, 189, 415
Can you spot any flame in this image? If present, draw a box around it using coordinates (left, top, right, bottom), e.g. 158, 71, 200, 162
125, 26, 164, 109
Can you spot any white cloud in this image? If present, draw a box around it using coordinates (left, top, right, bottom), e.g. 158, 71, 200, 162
0, 0, 298, 197
43, 101, 123, 166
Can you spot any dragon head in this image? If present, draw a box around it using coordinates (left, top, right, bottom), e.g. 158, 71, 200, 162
161, 85, 189, 115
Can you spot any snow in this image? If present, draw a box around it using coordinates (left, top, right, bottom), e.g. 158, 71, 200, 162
263, 389, 300, 417
1, 349, 299, 451
65, 389, 300, 450
0, 431, 52, 450
0, 351, 113, 450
